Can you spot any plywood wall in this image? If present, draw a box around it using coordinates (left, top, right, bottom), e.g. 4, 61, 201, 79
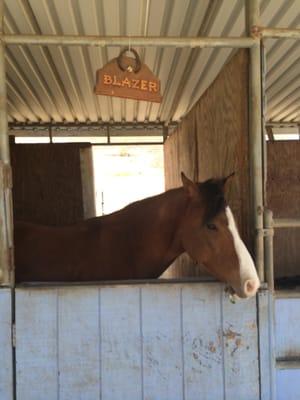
11, 143, 95, 226
267, 141, 300, 280
163, 50, 250, 278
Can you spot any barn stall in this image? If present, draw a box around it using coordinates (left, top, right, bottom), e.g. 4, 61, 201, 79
0, 0, 299, 399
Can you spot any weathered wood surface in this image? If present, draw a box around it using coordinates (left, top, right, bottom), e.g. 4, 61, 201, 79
274, 297, 300, 400
258, 290, 276, 400
267, 141, 300, 279
11, 143, 95, 226
163, 50, 250, 278
15, 283, 260, 400
275, 298, 300, 359
0, 288, 13, 400
276, 369, 300, 400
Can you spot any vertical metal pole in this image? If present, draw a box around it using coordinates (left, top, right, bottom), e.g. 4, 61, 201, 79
0, 0, 14, 286
264, 209, 274, 292
49, 125, 53, 143
163, 125, 168, 143
246, 0, 264, 282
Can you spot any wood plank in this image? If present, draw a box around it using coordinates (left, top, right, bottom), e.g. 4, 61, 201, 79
258, 289, 276, 400
0, 288, 13, 400
100, 286, 142, 400
276, 369, 300, 400
275, 298, 300, 358
222, 290, 260, 399
16, 288, 58, 400
57, 287, 100, 400
182, 283, 223, 400
141, 285, 183, 400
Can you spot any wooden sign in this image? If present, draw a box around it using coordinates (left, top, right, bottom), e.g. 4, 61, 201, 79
94, 48, 162, 103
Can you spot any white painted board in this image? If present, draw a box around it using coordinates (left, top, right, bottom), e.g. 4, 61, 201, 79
258, 290, 276, 400
0, 288, 13, 400
101, 286, 142, 400
222, 289, 260, 399
15, 283, 264, 400
277, 369, 300, 400
275, 298, 300, 359
182, 284, 223, 400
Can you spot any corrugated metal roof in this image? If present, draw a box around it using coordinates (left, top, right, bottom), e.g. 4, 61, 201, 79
4, 0, 300, 125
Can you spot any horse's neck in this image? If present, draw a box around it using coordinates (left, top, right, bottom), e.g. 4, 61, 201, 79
124, 188, 187, 277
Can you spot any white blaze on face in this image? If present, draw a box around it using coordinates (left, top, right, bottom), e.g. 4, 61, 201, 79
225, 207, 260, 298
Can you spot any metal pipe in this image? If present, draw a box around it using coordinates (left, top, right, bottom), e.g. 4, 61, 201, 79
259, 27, 300, 39
264, 210, 274, 292
266, 121, 299, 128
3, 34, 256, 48
274, 218, 300, 228
8, 121, 169, 130
246, 0, 265, 282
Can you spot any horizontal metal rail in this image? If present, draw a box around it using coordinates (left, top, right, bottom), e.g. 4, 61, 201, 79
274, 218, 300, 228
266, 121, 300, 128
2, 34, 257, 48
259, 27, 300, 39
8, 121, 171, 130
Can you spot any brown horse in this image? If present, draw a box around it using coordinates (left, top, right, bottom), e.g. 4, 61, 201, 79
14, 173, 260, 298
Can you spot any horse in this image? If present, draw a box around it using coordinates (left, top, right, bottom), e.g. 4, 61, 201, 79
14, 173, 260, 298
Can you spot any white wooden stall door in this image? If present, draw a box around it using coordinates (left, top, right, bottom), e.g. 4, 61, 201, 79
275, 297, 300, 400
0, 288, 13, 400
15, 283, 260, 400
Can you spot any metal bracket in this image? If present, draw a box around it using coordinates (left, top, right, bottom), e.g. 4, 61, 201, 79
251, 25, 263, 39
256, 227, 274, 237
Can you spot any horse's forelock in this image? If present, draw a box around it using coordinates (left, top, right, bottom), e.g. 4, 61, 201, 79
200, 179, 227, 222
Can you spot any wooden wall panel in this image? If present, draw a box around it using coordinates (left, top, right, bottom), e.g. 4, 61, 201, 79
267, 141, 300, 280
163, 130, 180, 190
15, 283, 262, 400
164, 50, 250, 278
11, 143, 95, 226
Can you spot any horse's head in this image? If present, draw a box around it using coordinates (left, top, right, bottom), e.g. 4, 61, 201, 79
180, 173, 260, 299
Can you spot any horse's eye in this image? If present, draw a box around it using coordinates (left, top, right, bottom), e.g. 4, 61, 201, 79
206, 222, 217, 231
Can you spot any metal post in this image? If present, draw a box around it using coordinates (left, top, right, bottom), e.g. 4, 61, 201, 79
0, 0, 14, 286
264, 210, 274, 292
246, 0, 265, 282
163, 125, 169, 143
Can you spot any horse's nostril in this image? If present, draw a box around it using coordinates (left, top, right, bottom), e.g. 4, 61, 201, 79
244, 279, 257, 295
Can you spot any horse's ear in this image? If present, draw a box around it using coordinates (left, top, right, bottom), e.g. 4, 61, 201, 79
181, 172, 199, 197
221, 172, 235, 190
